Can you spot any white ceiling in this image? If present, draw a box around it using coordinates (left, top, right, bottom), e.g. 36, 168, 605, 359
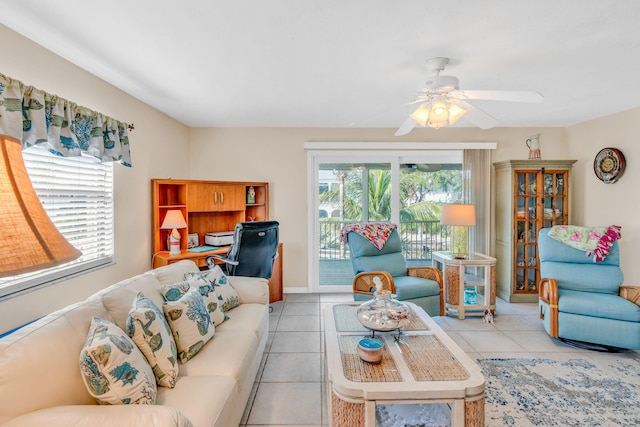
2, 0, 640, 130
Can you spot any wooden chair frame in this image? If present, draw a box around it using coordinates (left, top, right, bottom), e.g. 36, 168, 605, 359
538, 277, 559, 337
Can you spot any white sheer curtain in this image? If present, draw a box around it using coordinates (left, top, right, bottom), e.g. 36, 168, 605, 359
0, 72, 132, 166
464, 149, 492, 255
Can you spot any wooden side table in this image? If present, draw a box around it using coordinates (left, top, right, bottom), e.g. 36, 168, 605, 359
432, 252, 497, 322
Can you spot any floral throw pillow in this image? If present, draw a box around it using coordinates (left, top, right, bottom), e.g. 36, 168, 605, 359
160, 276, 227, 326
185, 265, 241, 312
80, 317, 157, 405
126, 293, 178, 388
162, 288, 215, 363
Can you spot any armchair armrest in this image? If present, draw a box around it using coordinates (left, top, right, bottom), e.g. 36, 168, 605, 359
407, 266, 444, 316
539, 277, 559, 337
353, 271, 394, 296
407, 266, 443, 286
227, 276, 269, 304
2, 405, 193, 427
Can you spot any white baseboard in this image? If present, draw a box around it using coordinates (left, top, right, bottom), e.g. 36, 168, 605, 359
283, 286, 352, 294
283, 287, 310, 294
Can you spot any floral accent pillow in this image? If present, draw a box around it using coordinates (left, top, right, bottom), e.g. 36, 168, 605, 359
162, 288, 215, 363
126, 293, 178, 388
185, 265, 241, 312
160, 276, 227, 326
80, 317, 157, 405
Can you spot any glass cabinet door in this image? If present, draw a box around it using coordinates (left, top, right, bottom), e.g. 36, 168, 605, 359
513, 169, 570, 295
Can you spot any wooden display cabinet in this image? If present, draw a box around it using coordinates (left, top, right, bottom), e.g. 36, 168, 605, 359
494, 160, 576, 302
151, 179, 283, 302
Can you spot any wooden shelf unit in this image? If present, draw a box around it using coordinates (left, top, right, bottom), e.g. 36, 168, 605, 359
151, 179, 282, 302
494, 160, 576, 302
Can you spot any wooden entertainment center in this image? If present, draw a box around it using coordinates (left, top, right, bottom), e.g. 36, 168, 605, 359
151, 179, 282, 303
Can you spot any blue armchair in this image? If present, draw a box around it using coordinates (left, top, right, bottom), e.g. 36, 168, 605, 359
345, 226, 443, 317
538, 227, 640, 350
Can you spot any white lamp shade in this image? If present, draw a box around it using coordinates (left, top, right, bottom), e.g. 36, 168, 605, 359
448, 104, 467, 124
440, 204, 476, 226
410, 104, 431, 127
0, 134, 81, 277
160, 210, 187, 229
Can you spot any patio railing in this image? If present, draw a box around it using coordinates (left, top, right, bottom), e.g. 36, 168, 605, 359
319, 220, 451, 261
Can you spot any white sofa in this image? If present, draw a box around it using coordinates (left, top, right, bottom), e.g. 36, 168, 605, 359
0, 260, 270, 427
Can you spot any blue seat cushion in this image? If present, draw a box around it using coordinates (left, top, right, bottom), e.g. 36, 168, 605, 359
352, 252, 407, 277
392, 275, 440, 300
558, 289, 640, 322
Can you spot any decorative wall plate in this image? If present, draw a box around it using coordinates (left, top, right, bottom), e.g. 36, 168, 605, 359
594, 147, 625, 183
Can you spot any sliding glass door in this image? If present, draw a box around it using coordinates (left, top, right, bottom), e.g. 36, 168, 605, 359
310, 151, 463, 292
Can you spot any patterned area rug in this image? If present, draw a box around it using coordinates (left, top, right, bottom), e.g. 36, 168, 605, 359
478, 358, 640, 427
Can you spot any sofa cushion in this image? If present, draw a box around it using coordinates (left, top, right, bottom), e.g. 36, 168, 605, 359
185, 265, 241, 312
558, 289, 640, 322
215, 303, 269, 342
152, 260, 201, 286
162, 288, 215, 363
156, 375, 240, 427
126, 293, 179, 388
99, 274, 165, 330
226, 276, 269, 305
0, 299, 110, 425
1, 405, 195, 427
160, 276, 227, 326
177, 330, 258, 378
80, 317, 157, 405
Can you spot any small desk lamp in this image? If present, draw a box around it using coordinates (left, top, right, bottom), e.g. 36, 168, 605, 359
161, 210, 188, 255
0, 134, 81, 277
440, 204, 476, 259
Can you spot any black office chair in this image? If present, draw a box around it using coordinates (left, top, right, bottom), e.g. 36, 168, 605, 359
206, 221, 280, 279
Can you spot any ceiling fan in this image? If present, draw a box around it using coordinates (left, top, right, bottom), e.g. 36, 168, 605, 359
395, 57, 543, 136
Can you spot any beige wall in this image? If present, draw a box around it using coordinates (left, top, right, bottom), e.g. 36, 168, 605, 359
188, 124, 639, 289
566, 109, 639, 280
187, 127, 572, 289
2, 22, 639, 334
0, 25, 190, 333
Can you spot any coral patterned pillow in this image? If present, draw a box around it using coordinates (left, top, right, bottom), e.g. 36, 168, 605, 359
80, 317, 157, 405
185, 265, 241, 312
126, 293, 178, 388
162, 288, 215, 363
160, 276, 227, 326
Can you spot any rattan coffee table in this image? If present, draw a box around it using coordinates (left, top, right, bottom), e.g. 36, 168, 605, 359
324, 303, 485, 427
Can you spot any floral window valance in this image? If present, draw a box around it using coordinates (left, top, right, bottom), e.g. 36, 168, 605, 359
0, 72, 132, 167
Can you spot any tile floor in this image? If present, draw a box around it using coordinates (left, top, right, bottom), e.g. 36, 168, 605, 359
239, 294, 639, 426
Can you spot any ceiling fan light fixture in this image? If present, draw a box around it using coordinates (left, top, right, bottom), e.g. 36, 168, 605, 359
448, 104, 467, 124
427, 101, 449, 129
410, 104, 431, 127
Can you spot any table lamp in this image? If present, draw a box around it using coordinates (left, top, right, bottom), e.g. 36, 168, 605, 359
161, 210, 187, 255
440, 204, 476, 259
0, 134, 81, 277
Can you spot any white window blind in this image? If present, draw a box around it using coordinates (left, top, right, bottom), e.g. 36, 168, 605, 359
0, 147, 114, 299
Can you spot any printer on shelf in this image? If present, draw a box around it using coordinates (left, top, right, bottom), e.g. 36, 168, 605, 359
205, 231, 234, 246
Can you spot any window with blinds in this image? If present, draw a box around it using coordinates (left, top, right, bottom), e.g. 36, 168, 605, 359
0, 146, 114, 299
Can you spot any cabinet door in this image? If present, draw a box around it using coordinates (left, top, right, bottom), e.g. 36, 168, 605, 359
514, 171, 541, 294
187, 183, 245, 212
542, 171, 568, 228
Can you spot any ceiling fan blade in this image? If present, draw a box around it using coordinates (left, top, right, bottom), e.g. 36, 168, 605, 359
455, 100, 500, 129
454, 90, 544, 103
395, 117, 417, 136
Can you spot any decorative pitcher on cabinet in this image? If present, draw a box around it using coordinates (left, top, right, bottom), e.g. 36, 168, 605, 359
526, 134, 541, 159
